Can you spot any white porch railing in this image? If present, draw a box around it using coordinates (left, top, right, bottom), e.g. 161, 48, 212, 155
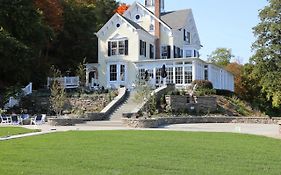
4, 82, 32, 109
47, 76, 80, 89
4, 97, 19, 109
22, 82, 32, 96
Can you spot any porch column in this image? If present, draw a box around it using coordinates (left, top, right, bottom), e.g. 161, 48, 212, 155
85, 67, 90, 87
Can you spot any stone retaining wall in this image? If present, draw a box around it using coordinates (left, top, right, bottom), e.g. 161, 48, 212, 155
48, 118, 87, 126
48, 87, 128, 126
122, 116, 281, 128
166, 95, 217, 113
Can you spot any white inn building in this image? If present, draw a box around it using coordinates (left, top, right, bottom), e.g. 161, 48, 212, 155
85, 0, 234, 91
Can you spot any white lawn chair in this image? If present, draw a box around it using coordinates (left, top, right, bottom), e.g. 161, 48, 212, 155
31, 114, 46, 125
0, 115, 11, 124
10, 115, 22, 125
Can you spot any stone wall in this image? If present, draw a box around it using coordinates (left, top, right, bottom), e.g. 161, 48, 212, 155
48, 118, 87, 126
123, 116, 281, 128
165, 95, 217, 113
131, 84, 175, 117
48, 87, 128, 126
67, 94, 110, 113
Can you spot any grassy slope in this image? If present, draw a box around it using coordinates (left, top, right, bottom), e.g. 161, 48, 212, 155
0, 127, 40, 137
0, 131, 281, 175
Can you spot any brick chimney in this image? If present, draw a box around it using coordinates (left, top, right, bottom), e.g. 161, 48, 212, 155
155, 0, 161, 59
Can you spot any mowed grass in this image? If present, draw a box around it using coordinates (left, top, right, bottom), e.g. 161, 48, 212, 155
0, 127, 40, 137
0, 131, 281, 175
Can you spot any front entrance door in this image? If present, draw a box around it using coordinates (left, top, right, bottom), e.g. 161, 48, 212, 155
107, 63, 127, 88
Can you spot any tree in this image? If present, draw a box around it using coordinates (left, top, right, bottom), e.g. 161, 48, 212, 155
34, 0, 64, 32
115, 3, 130, 15
0, 0, 53, 88
251, 0, 281, 107
207, 48, 234, 67
241, 64, 281, 116
225, 62, 246, 97
49, 66, 67, 116
76, 58, 86, 86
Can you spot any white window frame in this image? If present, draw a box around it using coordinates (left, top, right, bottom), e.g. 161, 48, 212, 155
110, 40, 126, 56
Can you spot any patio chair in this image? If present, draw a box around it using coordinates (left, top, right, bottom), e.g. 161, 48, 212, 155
10, 115, 22, 125
0, 115, 11, 124
31, 114, 46, 125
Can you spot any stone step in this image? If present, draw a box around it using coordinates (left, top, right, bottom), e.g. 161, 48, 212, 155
76, 121, 124, 127
108, 90, 140, 121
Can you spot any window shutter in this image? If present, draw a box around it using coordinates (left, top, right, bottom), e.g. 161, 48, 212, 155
150, 44, 154, 59
184, 29, 186, 41
140, 40, 142, 55
125, 40, 128, 55
167, 46, 171, 58
173, 45, 176, 58
144, 42, 147, 57
108, 41, 111, 56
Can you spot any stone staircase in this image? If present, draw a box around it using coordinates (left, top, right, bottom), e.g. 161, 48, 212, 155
76, 90, 139, 128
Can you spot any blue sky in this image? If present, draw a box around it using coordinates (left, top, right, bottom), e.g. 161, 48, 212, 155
119, 0, 268, 63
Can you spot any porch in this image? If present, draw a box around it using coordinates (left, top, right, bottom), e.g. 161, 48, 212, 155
47, 76, 80, 89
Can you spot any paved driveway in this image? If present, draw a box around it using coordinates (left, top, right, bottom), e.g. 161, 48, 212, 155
161, 123, 281, 139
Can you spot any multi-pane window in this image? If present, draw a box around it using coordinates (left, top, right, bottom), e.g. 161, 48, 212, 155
161, 46, 168, 58
156, 68, 162, 85
138, 69, 153, 81
175, 67, 183, 84
120, 65, 125, 81
108, 40, 128, 56
110, 65, 117, 81
118, 41, 125, 55
185, 65, 193, 84
111, 41, 118, 56
204, 65, 208, 80
166, 67, 173, 84
140, 40, 146, 57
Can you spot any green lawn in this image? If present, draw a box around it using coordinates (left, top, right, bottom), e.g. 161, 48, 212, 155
0, 131, 281, 175
0, 127, 40, 137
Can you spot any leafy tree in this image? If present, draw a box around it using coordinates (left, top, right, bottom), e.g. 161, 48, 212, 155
251, 0, 281, 107
115, 3, 130, 15
34, 0, 64, 33
241, 64, 281, 116
49, 66, 67, 116
207, 48, 234, 67
76, 58, 86, 86
225, 62, 246, 98
0, 0, 53, 88
0, 28, 33, 86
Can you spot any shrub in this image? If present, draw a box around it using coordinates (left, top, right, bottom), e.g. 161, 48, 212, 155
216, 89, 234, 97
192, 80, 213, 89
195, 88, 216, 96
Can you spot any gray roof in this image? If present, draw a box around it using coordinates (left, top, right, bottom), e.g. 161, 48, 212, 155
161, 9, 192, 29
121, 16, 147, 31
